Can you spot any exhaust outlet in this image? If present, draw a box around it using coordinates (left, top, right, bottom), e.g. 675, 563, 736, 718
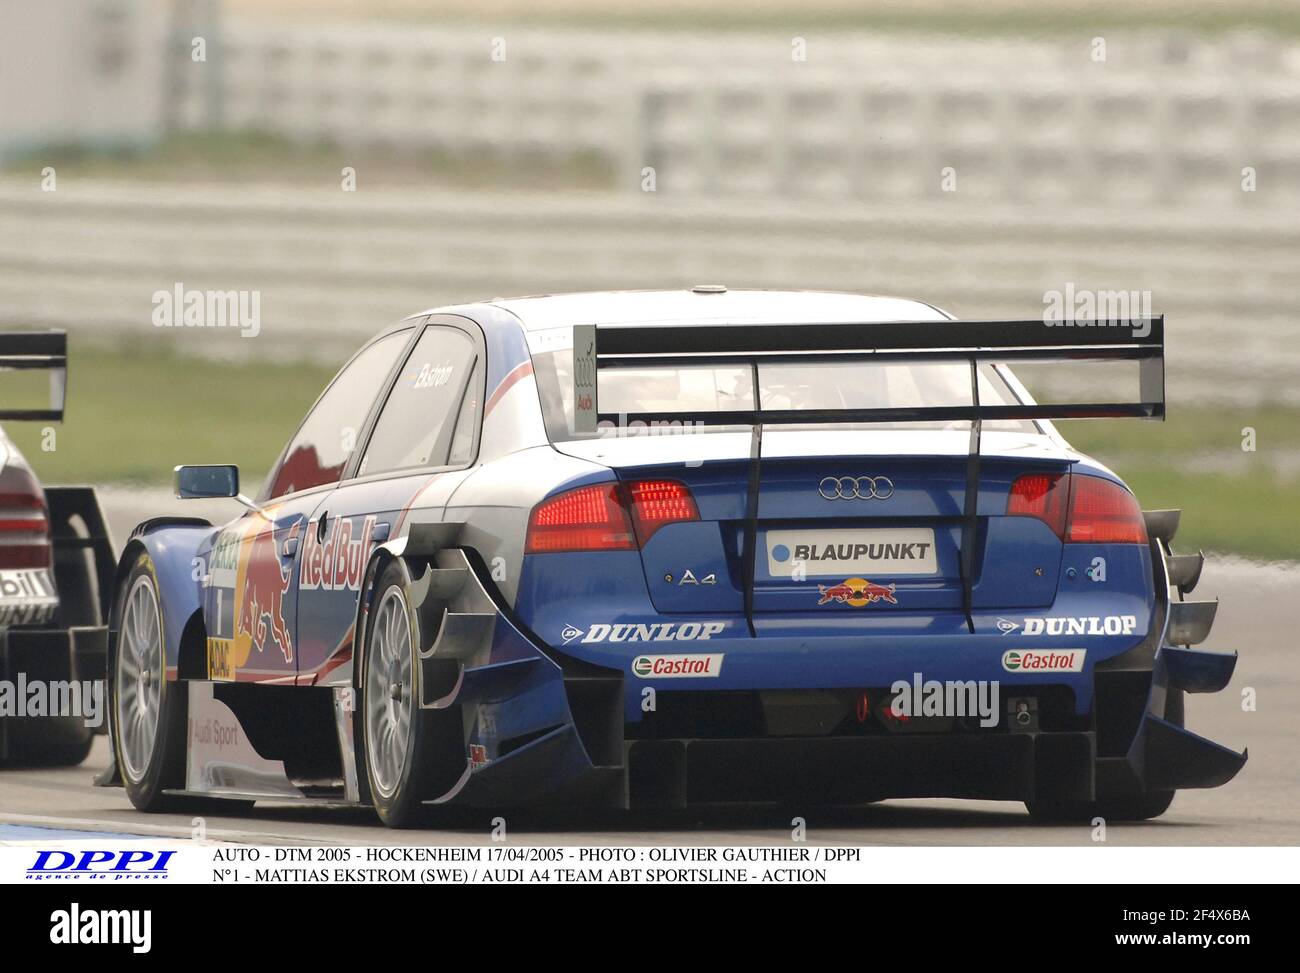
1008, 697, 1038, 732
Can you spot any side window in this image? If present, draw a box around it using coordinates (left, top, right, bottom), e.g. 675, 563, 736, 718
447, 374, 481, 467
264, 330, 409, 500
358, 326, 480, 477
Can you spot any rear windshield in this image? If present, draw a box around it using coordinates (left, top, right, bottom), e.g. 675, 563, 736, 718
531, 342, 1035, 442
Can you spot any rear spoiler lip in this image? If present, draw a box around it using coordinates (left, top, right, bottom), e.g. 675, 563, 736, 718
551, 428, 1078, 462
0, 330, 67, 422
597, 346, 1160, 367
590, 318, 1163, 355
607, 403, 1160, 426
574, 317, 1165, 432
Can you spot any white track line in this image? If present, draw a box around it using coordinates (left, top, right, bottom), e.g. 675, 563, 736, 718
0, 811, 338, 845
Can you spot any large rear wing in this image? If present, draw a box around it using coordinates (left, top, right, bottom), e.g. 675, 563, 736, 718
0, 330, 67, 422
573, 317, 1163, 432
571, 316, 1165, 635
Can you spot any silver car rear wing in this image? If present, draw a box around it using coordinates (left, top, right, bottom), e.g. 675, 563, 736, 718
0, 330, 67, 422
571, 317, 1165, 634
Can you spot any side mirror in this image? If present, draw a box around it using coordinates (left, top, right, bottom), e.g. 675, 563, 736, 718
174, 464, 239, 500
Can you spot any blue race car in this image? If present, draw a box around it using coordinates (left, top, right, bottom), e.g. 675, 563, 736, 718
103, 289, 1244, 827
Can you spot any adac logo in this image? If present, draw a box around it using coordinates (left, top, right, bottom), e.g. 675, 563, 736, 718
816, 578, 898, 607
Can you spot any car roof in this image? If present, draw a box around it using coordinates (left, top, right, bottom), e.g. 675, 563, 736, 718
415, 289, 953, 331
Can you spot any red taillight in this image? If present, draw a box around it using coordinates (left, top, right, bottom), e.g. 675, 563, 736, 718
626, 479, 699, 544
1007, 473, 1069, 539
0, 492, 52, 568
1066, 474, 1148, 544
1007, 473, 1146, 545
525, 483, 635, 553
525, 479, 699, 553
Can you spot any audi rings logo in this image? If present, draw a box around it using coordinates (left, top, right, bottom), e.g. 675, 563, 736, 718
818, 476, 895, 500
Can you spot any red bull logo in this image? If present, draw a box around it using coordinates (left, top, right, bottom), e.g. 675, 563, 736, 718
300, 515, 376, 592
816, 577, 898, 608
237, 526, 293, 664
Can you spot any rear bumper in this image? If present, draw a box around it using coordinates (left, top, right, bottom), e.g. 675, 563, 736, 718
0, 625, 108, 682
0, 568, 59, 626
623, 717, 1247, 809
445, 629, 1246, 810
626, 732, 1094, 806
449, 709, 1246, 810
444, 527, 1244, 810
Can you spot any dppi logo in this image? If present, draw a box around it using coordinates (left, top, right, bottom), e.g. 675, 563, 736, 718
238, 524, 293, 664
27, 850, 175, 881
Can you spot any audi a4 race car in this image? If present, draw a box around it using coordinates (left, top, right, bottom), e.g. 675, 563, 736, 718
103, 289, 1244, 827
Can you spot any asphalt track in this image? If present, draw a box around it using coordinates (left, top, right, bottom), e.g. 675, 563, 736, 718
0, 492, 1294, 846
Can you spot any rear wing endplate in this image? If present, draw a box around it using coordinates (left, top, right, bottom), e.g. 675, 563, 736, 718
0, 330, 67, 421
571, 317, 1164, 636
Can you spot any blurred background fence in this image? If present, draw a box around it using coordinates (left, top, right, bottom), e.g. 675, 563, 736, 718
0, 179, 1296, 405
165, 20, 1300, 206
3, 4, 1297, 399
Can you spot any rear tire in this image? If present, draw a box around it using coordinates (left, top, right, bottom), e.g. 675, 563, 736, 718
361, 563, 462, 828
0, 722, 94, 768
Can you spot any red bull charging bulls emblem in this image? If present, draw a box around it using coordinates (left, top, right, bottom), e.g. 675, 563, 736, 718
817, 577, 898, 607
237, 522, 295, 664
205, 511, 299, 680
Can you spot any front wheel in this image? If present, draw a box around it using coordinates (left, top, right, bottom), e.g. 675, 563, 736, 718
361, 563, 461, 828
112, 554, 186, 811
112, 553, 254, 815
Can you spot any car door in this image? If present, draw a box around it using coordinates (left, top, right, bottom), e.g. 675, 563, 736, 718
296, 317, 486, 686
203, 328, 413, 684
